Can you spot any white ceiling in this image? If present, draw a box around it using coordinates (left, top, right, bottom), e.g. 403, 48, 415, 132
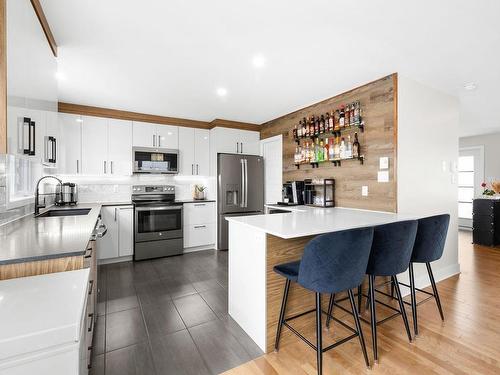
41, 0, 500, 136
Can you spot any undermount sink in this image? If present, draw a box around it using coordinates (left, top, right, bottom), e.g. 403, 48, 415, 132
36, 208, 91, 218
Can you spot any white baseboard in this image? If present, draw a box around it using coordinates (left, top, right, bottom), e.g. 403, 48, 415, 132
398, 262, 461, 297
183, 245, 216, 253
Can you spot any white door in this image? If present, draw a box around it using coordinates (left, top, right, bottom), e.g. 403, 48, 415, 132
81, 116, 108, 175
178, 127, 195, 175
194, 129, 210, 175
108, 119, 132, 175
118, 206, 134, 257
132, 121, 155, 147
97, 206, 119, 260
260, 135, 283, 204
60, 113, 82, 174
239, 130, 260, 155
458, 146, 485, 229
156, 125, 178, 149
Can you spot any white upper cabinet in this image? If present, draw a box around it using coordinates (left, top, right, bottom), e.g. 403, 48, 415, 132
210, 127, 260, 155
108, 119, 132, 175
81, 116, 108, 175
178, 127, 210, 176
238, 129, 260, 155
60, 113, 82, 174
157, 125, 178, 149
132, 121, 178, 149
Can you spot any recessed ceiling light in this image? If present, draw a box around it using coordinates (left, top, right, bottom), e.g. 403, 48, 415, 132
216, 87, 228, 97
464, 82, 477, 91
252, 54, 266, 68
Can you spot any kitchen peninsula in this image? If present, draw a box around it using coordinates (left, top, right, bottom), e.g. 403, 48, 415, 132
226, 206, 416, 353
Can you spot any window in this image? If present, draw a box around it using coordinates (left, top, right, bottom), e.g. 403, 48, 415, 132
458, 155, 474, 219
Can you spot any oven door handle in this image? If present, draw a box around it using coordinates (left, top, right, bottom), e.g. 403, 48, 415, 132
135, 206, 182, 212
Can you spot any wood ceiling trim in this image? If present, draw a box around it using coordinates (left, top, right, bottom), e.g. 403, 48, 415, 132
58, 102, 261, 131
0, 0, 6, 153
30, 0, 57, 57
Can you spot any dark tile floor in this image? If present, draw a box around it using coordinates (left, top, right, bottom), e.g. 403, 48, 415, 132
90, 250, 263, 375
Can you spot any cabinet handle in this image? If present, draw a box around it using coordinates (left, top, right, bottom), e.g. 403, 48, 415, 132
76, 160, 79, 173
158, 134, 161, 147
84, 247, 93, 258
104, 161, 107, 174
240, 142, 243, 153
236, 142, 239, 153
88, 280, 94, 296
110, 161, 113, 174
196, 164, 199, 175
194, 225, 206, 229
192, 164, 194, 175
87, 313, 94, 332
153, 134, 156, 147
114, 207, 117, 221
194, 203, 206, 206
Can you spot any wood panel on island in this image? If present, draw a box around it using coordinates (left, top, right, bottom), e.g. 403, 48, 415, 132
293, 100, 365, 169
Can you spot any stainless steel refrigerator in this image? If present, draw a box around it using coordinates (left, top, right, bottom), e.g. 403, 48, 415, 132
218, 153, 264, 250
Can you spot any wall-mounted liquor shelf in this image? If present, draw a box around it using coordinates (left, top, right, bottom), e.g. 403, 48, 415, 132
294, 123, 365, 144
295, 155, 365, 169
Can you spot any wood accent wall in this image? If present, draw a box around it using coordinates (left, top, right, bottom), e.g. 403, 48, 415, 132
0, 0, 6, 154
260, 74, 398, 213
59, 102, 261, 132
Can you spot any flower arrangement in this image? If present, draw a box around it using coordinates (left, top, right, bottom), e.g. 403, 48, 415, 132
481, 182, 496, 196
193, 184, 206, 200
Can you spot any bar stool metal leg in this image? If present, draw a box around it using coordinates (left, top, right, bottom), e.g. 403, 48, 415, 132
326, 293, 335, 328
426, 262, 444, 321
368, 275, 378, 363
392, 275, 412, 342
315, 293, 323, 375
275, 279, 291, 351
409, 262, 418, 336
348, 289, 370, 369
357, 285, 363, 314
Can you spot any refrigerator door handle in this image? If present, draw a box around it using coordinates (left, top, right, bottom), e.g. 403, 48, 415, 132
240, 159, 245, 207
244, 159, 248, 207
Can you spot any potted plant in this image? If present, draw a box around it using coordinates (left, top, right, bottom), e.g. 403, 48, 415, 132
193, 184, 206, 200
481, 182, 496, 196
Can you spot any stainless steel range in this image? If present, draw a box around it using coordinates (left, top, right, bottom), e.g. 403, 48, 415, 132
132, 185, 183, 260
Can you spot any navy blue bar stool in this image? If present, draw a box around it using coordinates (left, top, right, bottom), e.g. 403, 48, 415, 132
403, 214, 450, 336
274, 227, 374, 375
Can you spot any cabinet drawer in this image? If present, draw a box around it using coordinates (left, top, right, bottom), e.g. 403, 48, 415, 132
184, 223, 215, 248
183, 202, 215, 225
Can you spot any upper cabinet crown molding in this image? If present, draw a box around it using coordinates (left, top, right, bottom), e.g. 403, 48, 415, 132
29, 0, 58, 57
58, 102, 262, 132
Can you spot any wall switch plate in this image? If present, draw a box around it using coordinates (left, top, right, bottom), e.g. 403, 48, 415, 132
379, 157, 389, 170
378, 170, 389, 183
362, 186, 369, 196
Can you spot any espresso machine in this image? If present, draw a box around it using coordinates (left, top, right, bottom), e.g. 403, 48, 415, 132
280, 181, 305, 205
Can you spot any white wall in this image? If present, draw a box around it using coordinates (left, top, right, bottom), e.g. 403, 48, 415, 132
459, 132, 500, 182
397, 75, 460, 288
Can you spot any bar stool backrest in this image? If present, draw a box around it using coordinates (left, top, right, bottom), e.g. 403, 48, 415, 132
298, 227, 374, 294
411, 214, 450, 263
366, 220, 418, 276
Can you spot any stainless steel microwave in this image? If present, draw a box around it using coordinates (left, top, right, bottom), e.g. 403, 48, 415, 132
132, 147, 179, 174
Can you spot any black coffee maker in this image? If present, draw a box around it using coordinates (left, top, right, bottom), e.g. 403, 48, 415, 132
280, 181, 305, 205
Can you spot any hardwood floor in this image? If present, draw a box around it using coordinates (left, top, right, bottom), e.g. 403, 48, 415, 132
223, 231, 500, 374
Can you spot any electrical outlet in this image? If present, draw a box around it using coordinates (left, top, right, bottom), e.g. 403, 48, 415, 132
362, 186, 368, 196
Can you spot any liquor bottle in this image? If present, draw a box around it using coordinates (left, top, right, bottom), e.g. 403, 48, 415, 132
309, 116, 315, 137
334, 136, 340, 159
302, 117, 308, 137
328, 111, 334, 131
293, 123, 298, 140
346, 135, 353, 158
318, 140, 324, 161
345, 105, 350, 128
324, 138, 329, 161
339, 137, 346, 159
352, 132, 360, 158
354, 101, 360, 126
339, 105, 345, 128
334, 109, 340, 130
301, 145, 306, 162
314, 116, 320, 136
304, 142, 310, 162
305, 117, 310, 137
294, 146, 299, 163
319, 115, 325, 134
325, 113, 331, 132
328, 138, 335, 160
350, 103, 355, 126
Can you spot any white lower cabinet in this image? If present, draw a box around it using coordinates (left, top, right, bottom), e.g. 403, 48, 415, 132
183, 202, 215, 249
97, 205, 134, 260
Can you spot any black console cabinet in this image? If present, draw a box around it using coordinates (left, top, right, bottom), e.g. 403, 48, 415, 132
472, 199, 500, 246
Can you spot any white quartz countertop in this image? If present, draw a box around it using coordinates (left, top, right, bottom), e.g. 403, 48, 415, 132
0, 269, 90, 362
226, 205, 417, 239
